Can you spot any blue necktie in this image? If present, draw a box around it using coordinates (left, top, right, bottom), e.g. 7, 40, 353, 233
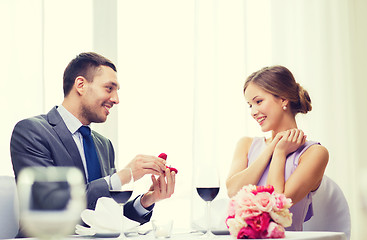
79, 126, 102, 182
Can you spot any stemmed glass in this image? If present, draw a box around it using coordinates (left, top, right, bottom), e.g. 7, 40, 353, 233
195, 166, 220, 238
17, 167, 85, 240
109, 168, 134, 239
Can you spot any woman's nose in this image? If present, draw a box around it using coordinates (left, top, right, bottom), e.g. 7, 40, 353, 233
251, 106, 258, 117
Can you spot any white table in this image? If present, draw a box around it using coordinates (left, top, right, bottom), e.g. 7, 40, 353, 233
122, 230, 346, 240
282, 231, 346, 240
9, 231, 347, 240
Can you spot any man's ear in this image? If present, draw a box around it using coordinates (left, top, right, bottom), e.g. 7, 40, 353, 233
75, 76, 87, 95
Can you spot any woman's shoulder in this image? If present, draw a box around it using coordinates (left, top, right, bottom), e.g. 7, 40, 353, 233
237, 136, 253, 144
236, 136, 266, 154
234, 137, 253, 153
300, 142, 329, 165
306, 143, 329, 157
237, 136, 265, 147
303, 140, 328, 153
237, 136, 265, 144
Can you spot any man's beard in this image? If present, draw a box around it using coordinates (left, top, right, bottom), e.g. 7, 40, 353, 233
81, 104, 107, 124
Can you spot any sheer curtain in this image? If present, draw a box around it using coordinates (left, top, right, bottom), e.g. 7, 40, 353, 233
116, 0, 195, 228
186, 0, 363, 237
188, 0, 365, 238
0, 0, 44, 176
0, 0, 94, 176
256, 1, 364, 238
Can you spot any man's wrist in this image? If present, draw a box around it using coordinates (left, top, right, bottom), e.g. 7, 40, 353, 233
133, 195, 153, 216
140, 193, 155, 209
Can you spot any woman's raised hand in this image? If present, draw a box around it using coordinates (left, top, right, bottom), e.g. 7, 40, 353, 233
274, 129, 306, 156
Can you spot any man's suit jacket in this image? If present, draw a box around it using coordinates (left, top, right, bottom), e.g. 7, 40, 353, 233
10, 106, 152, 224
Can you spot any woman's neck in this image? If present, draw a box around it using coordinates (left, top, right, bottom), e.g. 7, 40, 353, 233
270, 119, 298, 141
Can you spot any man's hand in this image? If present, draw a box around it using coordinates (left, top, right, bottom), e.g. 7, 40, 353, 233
120, 154, 167, 182
140, 168, 176, 208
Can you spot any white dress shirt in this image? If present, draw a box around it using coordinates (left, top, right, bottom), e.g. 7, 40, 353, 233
57, 105, 150, 215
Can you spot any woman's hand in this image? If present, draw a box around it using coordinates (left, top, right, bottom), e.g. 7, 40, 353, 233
274, 129, 306, 156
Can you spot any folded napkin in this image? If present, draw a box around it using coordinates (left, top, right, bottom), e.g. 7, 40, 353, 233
75, 197, 140, 236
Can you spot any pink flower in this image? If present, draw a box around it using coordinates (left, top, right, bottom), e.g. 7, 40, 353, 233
246, 212, 271, 233
269, 209, 293, 227
227, 216, 247, 237
237, 207, 262, 220
252, 185, 274, 195
273, 193, 292, 211
265, 222, 285, 238
225, 215, 235, 228
228, 199, 238, 217
237, 226, 260, 239
242, 185, 257, 193
254, 192, 275, 212
235, 188, 257, 208
226, 184, 292, 239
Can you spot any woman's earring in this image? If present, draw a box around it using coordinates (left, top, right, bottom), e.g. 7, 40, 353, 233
283, 105, 287, 111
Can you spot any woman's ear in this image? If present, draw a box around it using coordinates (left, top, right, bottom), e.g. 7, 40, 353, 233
75, 76, 87, 95
281, 98, 289, 108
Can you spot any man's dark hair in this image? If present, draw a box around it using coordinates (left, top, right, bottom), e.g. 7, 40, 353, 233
63, 52, 117, 97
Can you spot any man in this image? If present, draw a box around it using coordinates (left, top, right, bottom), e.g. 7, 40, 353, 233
10, 52, 176, 227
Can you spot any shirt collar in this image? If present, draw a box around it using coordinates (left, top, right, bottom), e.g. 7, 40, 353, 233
57, 105, 86, 134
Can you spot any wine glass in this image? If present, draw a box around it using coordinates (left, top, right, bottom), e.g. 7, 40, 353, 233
195, 166, 220, 238
109, 168, 134, 239
17, 167, 85, 240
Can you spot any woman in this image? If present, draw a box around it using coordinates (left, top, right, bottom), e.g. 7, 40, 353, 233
226, 65, 328, 231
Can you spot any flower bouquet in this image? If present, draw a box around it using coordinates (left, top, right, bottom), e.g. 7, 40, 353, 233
225, 185, 293, 239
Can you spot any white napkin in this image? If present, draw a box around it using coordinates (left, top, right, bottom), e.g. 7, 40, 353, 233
75, 197, 140, 236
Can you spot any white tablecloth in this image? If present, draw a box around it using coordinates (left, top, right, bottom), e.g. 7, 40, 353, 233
123, 230, 346, 240
283, 231, 346, 240
8, 231, 346, 240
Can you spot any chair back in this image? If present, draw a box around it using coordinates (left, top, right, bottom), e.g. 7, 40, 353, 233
303, 175, 351, 239
0, 176, 19, 239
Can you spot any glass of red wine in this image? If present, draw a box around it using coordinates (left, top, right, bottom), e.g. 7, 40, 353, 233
17, 167, 85, 240
195, 167, 220, 238
109, 168, 134, 239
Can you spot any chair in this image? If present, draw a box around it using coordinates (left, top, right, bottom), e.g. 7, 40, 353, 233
303, 175, 351, 240
0, 176, 19, 239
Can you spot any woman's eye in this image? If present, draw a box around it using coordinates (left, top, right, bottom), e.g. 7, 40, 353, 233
256, 100, 262, 104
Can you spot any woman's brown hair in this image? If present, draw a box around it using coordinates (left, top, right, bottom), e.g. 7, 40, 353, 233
244, 65, 312, 115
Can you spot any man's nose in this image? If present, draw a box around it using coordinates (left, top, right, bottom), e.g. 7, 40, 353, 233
110, 92, 119, 104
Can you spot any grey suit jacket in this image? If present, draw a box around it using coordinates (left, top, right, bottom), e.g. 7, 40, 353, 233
10, 106, 152, 224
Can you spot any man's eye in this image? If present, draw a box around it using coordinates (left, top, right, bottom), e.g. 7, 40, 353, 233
106, 87, 113, 92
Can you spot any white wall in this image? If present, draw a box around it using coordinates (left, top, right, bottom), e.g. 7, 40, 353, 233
0, 0, 44, 176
